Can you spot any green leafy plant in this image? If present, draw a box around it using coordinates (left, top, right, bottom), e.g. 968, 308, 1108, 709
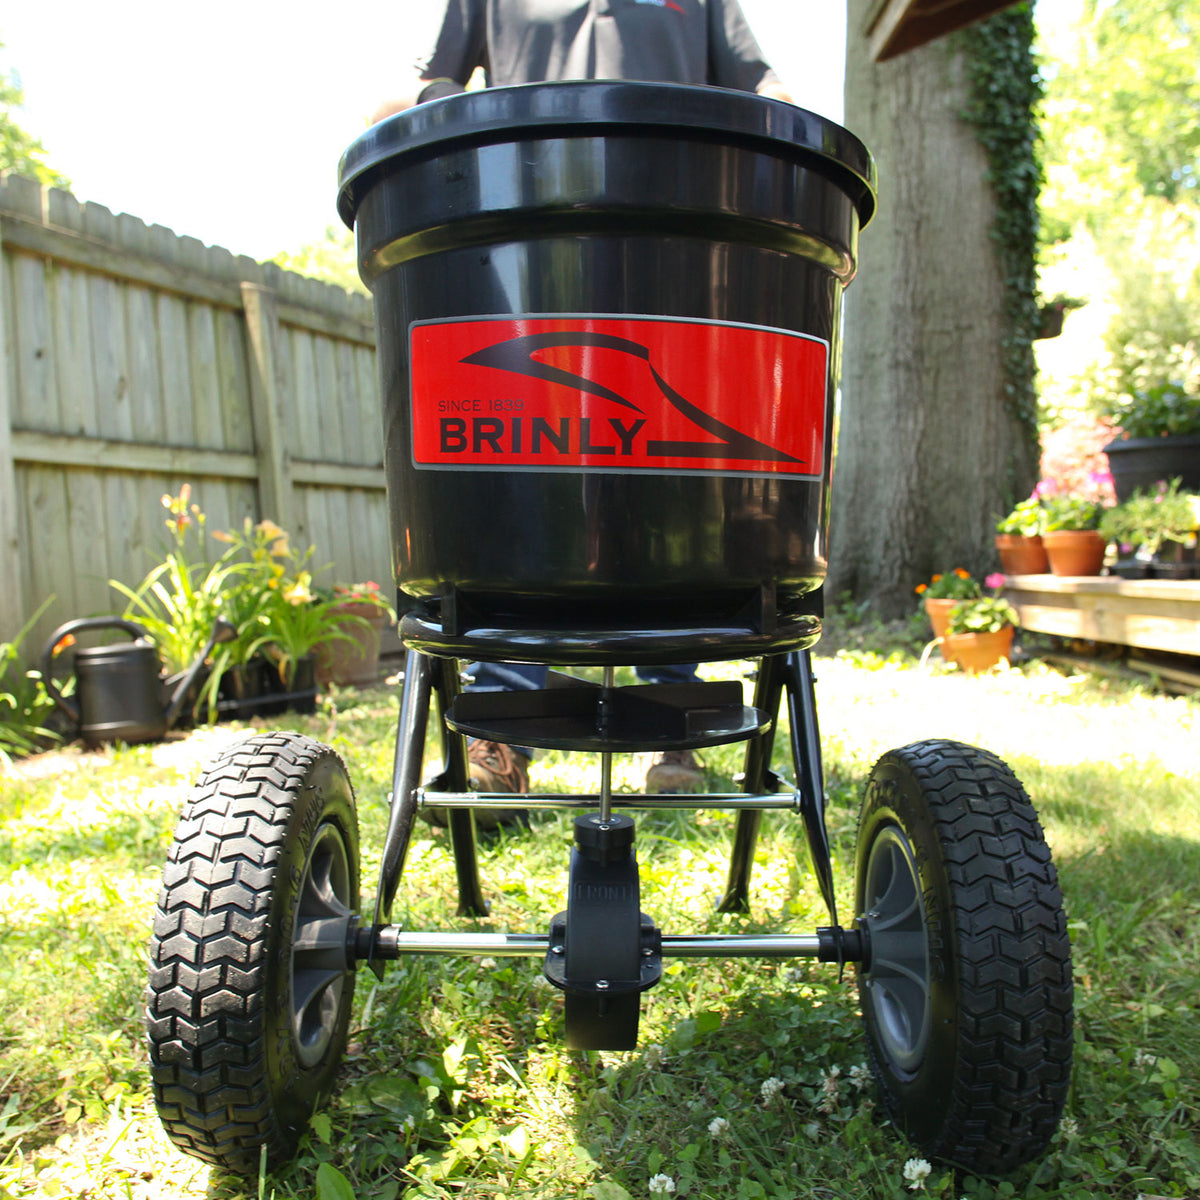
996, 496, 1046, 536
0, 597, 59, 766
1098, 381, 1200, 441
914, 568, 981, 600
1041, 493, 1104, 531
1098, 478, 1200, 555
947, 595, 1019, 635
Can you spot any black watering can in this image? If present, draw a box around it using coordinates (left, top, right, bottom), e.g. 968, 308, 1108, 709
39, 616, 237, 746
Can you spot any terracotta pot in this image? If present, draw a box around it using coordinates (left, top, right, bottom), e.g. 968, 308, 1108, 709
1042, 530, 1106, 576
994, 534, 1049, 575
315, 604, 388, 688
942, 626, 1014, 674
924, 596, 961, 661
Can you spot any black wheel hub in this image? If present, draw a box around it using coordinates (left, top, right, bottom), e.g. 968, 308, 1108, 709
290, 822, 357, 1068
860, 824, 932, 1072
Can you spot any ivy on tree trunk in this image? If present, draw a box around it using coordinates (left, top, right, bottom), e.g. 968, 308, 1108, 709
829, 2, 1042, 618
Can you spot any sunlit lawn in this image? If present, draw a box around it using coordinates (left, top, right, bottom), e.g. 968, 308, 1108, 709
1, 652, 1197, 1199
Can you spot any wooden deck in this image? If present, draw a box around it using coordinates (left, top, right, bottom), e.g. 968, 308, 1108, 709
1002, 575, 1200, 657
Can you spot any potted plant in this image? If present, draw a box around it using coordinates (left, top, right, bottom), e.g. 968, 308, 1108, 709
994, 496, 1049, 575
944, 582, 1019, 674
915, 569, 981, 661
1099, 382, 1200, 501
314, 581, 396, 688
1035, 294, 1085, 341
1040, 493, 1108, 576
1098, 478, 1200, 579
203, 517, 361, 717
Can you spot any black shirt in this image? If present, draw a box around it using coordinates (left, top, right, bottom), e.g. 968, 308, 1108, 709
416, 0, 779, 93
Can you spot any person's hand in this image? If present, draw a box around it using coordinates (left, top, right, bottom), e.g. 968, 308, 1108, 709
370, 78, 468, 124
370, 98, 413, 124
756, 80, 795, 105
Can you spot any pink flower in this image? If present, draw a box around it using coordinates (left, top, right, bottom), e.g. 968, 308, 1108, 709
1034, 479, 1059, 499
985, 573, 1006, 590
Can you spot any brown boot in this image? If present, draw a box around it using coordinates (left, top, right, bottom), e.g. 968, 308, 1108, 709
645, 749, 704, 794
422, 739, 530, 831
467, 739, 530, 795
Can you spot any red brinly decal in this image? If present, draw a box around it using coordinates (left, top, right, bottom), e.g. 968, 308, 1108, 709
409, 316, 828, 477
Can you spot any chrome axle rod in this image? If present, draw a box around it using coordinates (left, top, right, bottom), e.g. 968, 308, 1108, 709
362, 928, 862, 962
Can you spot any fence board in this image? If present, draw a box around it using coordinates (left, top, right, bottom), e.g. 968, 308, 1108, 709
188, 303, 224, 448
288, 327, 323, 462
313, 333, 346, 464
11, 254, 58, 430
65, 468, 111, 617
215, 308, 254, 451
156, 292, 193, 446
0, 226, 22, 645
51, 265, 99, 437
89, 273, 133, 441
20, 467, 77, 629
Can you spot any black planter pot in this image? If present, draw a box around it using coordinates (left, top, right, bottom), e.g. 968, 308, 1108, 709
1103, 434, 1200, 502
1108, 559, 1154, 580
217, 656, 318, 719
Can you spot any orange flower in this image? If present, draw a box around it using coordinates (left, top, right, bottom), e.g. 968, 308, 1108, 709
953, 568, 970, 579
914, 583, 928, 595
52, 633, 76, 657
931, 573, 942, 583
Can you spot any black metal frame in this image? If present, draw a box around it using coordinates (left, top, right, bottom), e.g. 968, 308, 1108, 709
361, 641, 865, 1038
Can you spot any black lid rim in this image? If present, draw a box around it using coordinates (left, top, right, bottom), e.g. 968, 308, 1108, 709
337, 81, 876, 229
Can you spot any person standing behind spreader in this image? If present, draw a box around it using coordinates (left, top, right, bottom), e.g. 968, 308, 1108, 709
372, 0, 795, 806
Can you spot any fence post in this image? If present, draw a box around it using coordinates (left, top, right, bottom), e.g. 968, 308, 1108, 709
241, 281, 295, 532
0, 221, 26, 646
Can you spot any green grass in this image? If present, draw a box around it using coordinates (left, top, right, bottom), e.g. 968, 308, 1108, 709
1, 656, 1198, 1199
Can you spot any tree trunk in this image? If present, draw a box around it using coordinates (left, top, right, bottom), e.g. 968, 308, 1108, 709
829, 1, 1039, 618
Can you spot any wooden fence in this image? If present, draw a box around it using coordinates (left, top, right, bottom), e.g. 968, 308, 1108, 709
0, 172, 393, 666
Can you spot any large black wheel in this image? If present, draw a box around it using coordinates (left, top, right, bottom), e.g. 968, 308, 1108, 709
146, 733, 360, 1173
855, 739, 1073, 1175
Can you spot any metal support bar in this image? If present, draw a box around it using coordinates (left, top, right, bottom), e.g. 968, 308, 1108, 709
363, 928, 863, 962
788, 649, 838, 927
433, 656, 489, 918
598, 666, 615, 824
719, 654, 787, 912
418, 790, 800, 811
373, 651, 433, 936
